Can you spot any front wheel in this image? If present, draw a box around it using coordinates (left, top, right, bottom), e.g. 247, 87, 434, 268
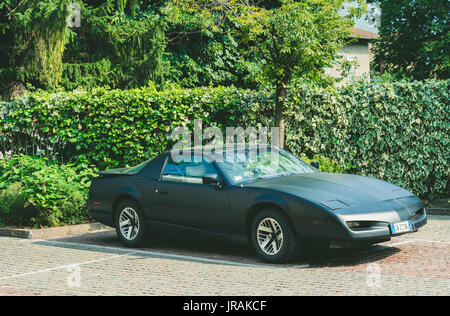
251, 209, 300, 263
115, 199, 148, 247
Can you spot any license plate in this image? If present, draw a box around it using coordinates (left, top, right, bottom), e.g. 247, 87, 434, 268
390, 221, 413, 234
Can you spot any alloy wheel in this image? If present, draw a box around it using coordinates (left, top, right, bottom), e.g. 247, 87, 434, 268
119, 207, 140, 241
256, 217, 284, 255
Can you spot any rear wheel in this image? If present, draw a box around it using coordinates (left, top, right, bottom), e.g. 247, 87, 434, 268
251, 209, 300, 263
115, 199, 148, 247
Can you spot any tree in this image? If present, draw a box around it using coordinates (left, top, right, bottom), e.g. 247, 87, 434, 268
0, 0, 169, 96
62, 1, 168, 90
174, 0, 363, 148
163, 3, 254, 88
371, 0, 449, 80
0, 0, 73, 96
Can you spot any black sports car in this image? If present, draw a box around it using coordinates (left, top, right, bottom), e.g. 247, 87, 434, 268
88, 146, 427, 263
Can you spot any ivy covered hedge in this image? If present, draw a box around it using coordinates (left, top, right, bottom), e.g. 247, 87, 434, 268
286, 80, 449, 199
0, 80, 449, 200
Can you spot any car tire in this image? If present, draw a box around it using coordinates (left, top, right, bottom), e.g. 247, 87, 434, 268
115, 199, 148, 247
251, 208, 300, 263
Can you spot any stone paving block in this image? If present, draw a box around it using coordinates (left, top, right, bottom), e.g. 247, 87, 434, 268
0, 216, 448, 296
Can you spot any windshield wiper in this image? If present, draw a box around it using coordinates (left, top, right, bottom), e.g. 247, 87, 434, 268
253, 175, 271, 181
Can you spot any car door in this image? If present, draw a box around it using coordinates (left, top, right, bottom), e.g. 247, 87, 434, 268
152, 155, 230, 234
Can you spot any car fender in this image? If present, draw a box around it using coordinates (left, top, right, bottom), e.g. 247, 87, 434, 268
247, 191, 348, 240
244, 193, 292, 233
112, 185, 143, 217
249, 194, 291, 214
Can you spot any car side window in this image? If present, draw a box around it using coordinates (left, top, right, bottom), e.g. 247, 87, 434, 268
162, 155, 218, 184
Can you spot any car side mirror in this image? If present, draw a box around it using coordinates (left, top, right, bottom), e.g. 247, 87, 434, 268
311, 160, 320, 169
202, 174, 219, 186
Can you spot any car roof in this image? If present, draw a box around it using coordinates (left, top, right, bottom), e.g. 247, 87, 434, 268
163, 144, 278, 156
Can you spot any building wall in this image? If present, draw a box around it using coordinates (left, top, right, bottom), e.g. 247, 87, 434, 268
327, 41, 371, 85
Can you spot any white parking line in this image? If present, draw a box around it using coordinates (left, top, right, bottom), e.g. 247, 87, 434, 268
23, 239, 290, 270
393, 238, 450, 245
0, 251, 139, 281
387, 240, 416, 247
366, 238, 450, 252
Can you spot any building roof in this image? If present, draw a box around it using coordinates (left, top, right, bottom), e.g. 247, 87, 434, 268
349, 27, 379, 40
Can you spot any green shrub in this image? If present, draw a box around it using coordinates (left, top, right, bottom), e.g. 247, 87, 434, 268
0, 182, 34, 227
0, 155, 96, 227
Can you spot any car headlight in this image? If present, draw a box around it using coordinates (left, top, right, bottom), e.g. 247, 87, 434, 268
346, 221, 362, 229
346, 221, 388, 230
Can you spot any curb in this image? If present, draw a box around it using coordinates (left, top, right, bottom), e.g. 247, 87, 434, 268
427, 208, 450, 216
0, 222, 112, 240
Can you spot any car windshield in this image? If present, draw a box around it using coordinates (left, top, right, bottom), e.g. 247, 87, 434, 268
215, 147, 316, 185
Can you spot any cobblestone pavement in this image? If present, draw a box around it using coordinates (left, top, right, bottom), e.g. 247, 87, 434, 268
0, 216, 448, 296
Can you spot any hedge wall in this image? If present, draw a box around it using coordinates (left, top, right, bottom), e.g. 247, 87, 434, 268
0, 86, 271, 168
286, 80, 449, 199
0, 80, 448, 199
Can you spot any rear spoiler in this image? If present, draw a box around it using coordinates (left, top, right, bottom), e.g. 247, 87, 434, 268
96, 167, 134, 177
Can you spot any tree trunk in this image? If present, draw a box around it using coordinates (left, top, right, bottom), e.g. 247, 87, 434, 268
129, 0, 138, 16
275, 83, 286, 149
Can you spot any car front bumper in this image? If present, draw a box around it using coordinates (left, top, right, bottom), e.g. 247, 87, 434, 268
339, 208, 426, 240
317, 196, 427, 243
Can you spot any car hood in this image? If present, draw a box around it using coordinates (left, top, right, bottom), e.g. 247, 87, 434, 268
244, 172, 414, 209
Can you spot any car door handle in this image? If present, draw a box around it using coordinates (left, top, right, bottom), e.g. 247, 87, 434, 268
156, 189, 168, 195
